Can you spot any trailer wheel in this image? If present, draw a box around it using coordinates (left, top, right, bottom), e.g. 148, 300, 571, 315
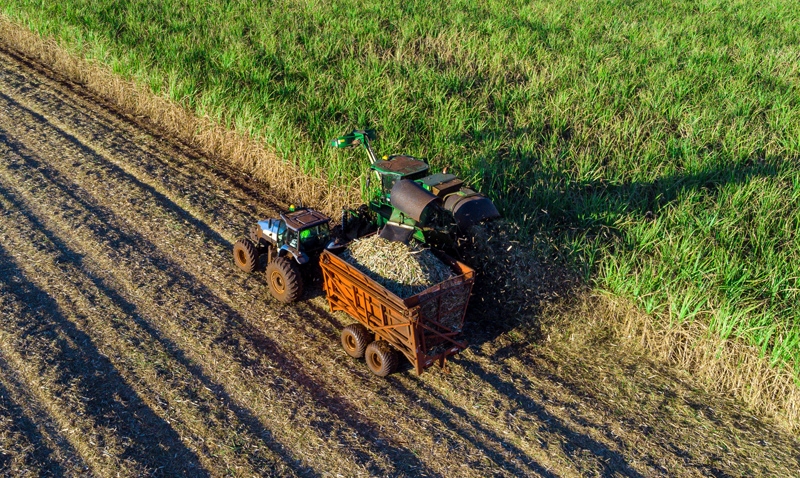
233, 238, 259, 273
266, 257, 303, 303
341, 324, 372, 358
365, 341, 398, 377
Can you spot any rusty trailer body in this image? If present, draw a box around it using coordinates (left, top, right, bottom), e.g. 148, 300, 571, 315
320, 249, 475, 375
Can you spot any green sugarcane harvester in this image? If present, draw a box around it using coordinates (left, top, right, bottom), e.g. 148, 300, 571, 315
332, 129, 500, 248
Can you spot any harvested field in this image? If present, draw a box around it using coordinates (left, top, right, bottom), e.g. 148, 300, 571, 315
0, 41, 798, 478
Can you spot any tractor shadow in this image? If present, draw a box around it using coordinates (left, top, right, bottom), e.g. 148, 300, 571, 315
386, 146, 789, 475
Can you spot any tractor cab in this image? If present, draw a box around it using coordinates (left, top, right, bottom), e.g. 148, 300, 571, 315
283, 208, 330, 244
257, 208, 331, 264
281, 208, 331, 260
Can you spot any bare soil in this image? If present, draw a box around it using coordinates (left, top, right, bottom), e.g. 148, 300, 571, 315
0, 45, 797, 477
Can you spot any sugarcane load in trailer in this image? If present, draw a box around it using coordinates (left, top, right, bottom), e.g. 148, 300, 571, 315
320, 247, 475, 376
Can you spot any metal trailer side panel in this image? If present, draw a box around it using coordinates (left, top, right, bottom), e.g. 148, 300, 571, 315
320, 250, 475, 374
320, 252, 420, 368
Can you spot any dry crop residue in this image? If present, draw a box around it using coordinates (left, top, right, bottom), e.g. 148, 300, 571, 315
0, 43, 798, 477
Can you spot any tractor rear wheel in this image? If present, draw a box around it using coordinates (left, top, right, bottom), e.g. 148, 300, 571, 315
365, 341, 398, 377
233, 238, 259, 273
341, 324, 372, 358
266, 257, 303, 303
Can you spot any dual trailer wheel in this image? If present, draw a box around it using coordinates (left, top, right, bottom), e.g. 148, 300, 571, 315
341, 324, 399, 377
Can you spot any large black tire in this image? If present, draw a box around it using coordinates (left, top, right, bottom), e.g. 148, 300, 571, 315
341, 324, 373, 358
364, 341, 398, 377
233, 238, 259, 273
266, 257, 303, 303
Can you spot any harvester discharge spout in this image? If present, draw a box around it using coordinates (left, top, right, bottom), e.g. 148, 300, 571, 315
331, 129, 379, 164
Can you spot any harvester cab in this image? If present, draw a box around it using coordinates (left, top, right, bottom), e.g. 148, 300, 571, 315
233, 207, 337, 303
332, 129, 500, 247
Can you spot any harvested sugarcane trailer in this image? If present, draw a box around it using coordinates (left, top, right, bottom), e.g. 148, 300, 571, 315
319, 249, 475, 377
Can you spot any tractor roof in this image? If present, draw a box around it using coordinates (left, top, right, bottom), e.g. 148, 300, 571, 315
371, 155, 429, 177
281, 208, 330, 231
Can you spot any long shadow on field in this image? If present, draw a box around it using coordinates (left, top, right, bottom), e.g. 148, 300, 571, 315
0, 91, 232, 250
0, 177, 313, 476
510, 341, 800, 474
0, 358, 78, 475
392, 378, 559, 477
422, 145, 787, 475
466, 361, 646, 478
455, 153, 785, 356
461, 126, 784, 238
287, 301, 559, 476
0, 134, 442, 477
532, 157, 783, 237
0, 241, 209, 477
295, 293, 630, 476
496, 347, 728, 476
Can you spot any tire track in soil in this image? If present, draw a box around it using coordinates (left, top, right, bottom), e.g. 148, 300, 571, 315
0, 118, 397, 476
1, 38, 799, 478
0, 48, 562, 476
0, 67, 445, 476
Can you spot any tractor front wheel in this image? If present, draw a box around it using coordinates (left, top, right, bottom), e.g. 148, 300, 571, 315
233, 238, 259, 273
341, 324, 373, 358
365, 341, 398, 377
266, 257, 303, 303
